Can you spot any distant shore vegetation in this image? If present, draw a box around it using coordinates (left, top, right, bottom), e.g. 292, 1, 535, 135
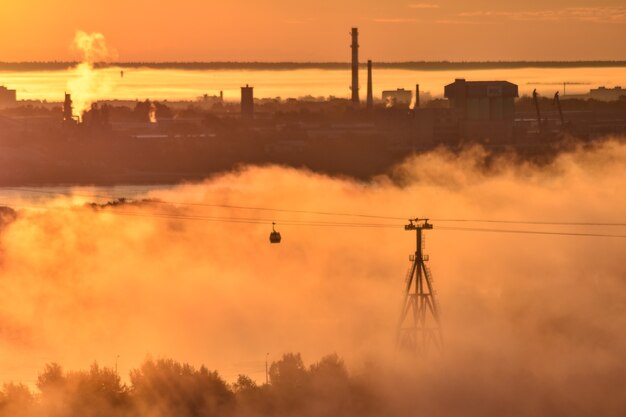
1, 61, 626, 72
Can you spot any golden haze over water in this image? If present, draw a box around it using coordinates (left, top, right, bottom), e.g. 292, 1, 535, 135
2, 66, 626, 102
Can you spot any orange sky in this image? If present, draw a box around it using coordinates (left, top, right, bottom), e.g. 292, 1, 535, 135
1, 0, 625, 62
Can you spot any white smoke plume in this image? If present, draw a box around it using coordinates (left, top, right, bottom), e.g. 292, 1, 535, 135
67, 31, 118, 118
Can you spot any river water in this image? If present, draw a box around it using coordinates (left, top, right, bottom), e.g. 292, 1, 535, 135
1, 66, 625, 103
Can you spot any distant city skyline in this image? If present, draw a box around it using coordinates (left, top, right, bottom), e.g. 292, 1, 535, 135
1, 0, 625, 62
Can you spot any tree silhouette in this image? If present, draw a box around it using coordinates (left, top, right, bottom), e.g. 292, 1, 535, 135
268, 353, 308, 412
130, 358, 234, 417
0, 383, 34, 417
37, 362, 128, 417
0, 353, 395, 417
233, 375, 274, 417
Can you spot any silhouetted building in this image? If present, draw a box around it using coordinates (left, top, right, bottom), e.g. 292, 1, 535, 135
590, 86, 625, 102
410, 107, 460, 147
241, 85, 254, 118
199, 92, 224, 107
382, 89, 412, 108
350, 28, 359, 104
366, 60, 373, 110
444, 79, 518, 141
0, 86, 17, 109
63, 93, 74, 123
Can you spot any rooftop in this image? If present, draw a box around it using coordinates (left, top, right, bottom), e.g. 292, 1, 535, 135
444, 79, 519, 98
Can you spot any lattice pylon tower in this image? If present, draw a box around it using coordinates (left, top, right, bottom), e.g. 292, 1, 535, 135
396, 218, 442, 354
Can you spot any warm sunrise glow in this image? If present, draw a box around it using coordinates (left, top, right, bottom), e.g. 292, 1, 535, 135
1, 0, 625, 61
0, 2, 624, 416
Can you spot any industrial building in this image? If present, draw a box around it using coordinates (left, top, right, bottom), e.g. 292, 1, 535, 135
0, 86, 17, 109
241, 85, 254, 118
444, 79, 518, 141
590, 86, 625, 102
382, 89, 412, 108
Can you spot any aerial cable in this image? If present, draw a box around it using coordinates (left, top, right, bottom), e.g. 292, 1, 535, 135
3, 202, 626, 237
0, 187, 406, 221
437, 226, 626, 238
2, 188, 625, 228
432, 218, 626, 227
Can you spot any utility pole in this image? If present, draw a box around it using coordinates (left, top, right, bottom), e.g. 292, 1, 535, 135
397, 218, 442, 354
533, 89, 542, 133
265, 352, 269, 385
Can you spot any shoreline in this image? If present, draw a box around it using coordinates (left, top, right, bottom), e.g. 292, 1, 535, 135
1, 60, 626, 72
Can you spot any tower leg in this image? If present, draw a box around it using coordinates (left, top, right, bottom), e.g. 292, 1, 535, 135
396, 219, 441, 354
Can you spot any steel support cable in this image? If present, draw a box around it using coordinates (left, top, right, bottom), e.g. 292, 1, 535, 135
0, 202, 401, 228
2, 188, 626, 229
437, 226, 626, 238
0, 187, 406, 221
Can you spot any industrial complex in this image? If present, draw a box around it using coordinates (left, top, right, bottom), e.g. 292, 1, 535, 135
0, 28, 624, 185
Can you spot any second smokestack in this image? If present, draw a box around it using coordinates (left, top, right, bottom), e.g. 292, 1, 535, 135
415, 84, 420, 109
367, 60, 373, 110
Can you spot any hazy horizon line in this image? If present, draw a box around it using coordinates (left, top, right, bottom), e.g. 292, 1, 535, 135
1, 60, 626, 72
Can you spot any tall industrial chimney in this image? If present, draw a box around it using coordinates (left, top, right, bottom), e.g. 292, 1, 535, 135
366, 60, 373, 110
350, 28, 359, 104
415, 84, 420, 109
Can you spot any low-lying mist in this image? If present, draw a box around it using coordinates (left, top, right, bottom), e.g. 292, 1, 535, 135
0, 140, 625, 415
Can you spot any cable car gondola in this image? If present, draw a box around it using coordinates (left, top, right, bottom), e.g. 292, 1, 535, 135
269, 222, 282, 244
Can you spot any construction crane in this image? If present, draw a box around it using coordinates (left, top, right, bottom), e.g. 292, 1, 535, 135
532, 89, 542, 133
553, 92, 565, 129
